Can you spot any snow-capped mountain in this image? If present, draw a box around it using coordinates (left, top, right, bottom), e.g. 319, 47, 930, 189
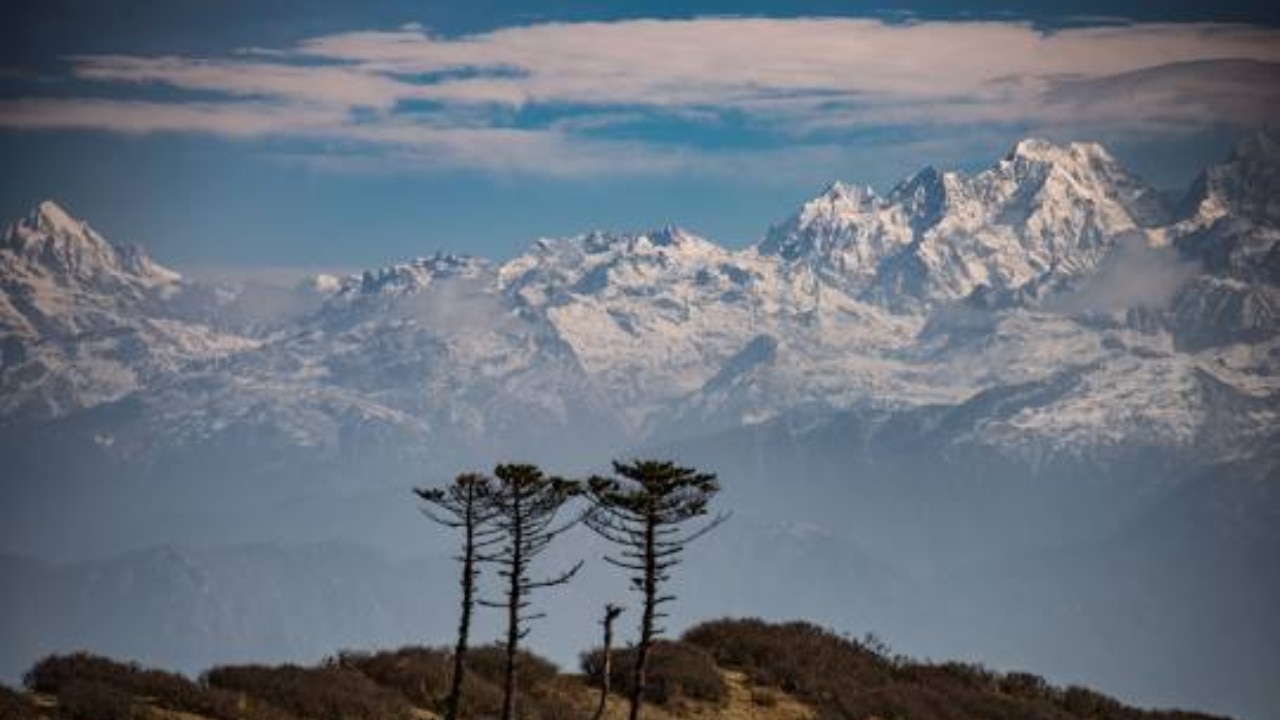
759, 139, 1169, 307
1165, 134, 1280, 350
224, 250, 624, 465
0, 201, 252, 424
2, 136, 1276, 464
498, 226, 924, 432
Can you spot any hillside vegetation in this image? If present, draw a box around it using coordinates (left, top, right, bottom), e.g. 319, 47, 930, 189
2, 618, 1230, 720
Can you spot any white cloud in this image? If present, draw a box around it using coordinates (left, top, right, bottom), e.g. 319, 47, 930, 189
0, 97, 346, 136
70, 55, 419, 110
288, 19, 1280, 114
1047, 234, 1201, 314
3, 18, 1278, 177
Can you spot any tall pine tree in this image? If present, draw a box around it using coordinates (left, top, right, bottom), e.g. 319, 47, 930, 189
585, 460, 725, 720
482, 463, 584, 720
414, 473, 502, 720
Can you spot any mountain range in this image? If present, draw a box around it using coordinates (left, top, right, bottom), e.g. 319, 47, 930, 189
1, 136, 1277, 720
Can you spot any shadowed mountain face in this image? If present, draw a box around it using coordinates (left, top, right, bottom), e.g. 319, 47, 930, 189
1, 137, 1277, 720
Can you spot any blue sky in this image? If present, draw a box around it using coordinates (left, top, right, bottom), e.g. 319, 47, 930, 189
1, 1, 1277, 270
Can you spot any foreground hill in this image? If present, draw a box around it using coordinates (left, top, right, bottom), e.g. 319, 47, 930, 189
1, 619, 1230, 720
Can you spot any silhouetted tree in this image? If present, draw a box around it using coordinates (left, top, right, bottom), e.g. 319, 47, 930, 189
591, 603, 625, 720
481, 463, 584, 720
585, 459, 725, 720
414, 473, 503, 720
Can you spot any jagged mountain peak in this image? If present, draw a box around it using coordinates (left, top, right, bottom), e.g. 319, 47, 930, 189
319, 252, 493, 299
2, 199, 180, 287
987, 138, 1138, 203
792, 182, 884, 230
889, 165, 943, 193
508, 227, 727, 297
30, 199, 85, 236
645, 224, 706, 247
818, 180, 879, 205
757, 137, 1150, 301
1179, 131, 1280, 225
887, 166, 948, 233
990, 139, 1143, 211
995, 139, 1148, 211
0, 203, 249, 424
6, 199, 110, 254
756, 179, 906, 269
543, 225, 715, 255
408, 251, 490, 277
1004, 137, 1114, 165
872, 136, 1171, 303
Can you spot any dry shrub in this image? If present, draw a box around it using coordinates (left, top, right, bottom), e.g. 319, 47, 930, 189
581, 640, 726, 707
337, 646, 453, 707
24, 652, 291, 720
463, 646, 581, 720
339, 644, 576, 720
205, 662, 412, 720
339, 645, 511, 717
26, 653, 190, 699
682, 619, 887, 695
682, 618, 1230, 720
453, 673, 509, 719
999, 671, 1057, 702
55, 679, 135, 720
1062, 685, 1124, 716
466, 645, 560, 692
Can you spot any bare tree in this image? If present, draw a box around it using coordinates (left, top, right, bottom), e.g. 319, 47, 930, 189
591, 603, 625, 720
585, 460, 725, 720
481, 463, 584, 720
414, 473, 502, 720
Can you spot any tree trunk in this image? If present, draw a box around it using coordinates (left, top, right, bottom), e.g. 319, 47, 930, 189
444, 507, 475, 720
502, 618, 519, 720
628, 517, 657, 720
592, 609, 619, 720
501, 494, 524, 720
